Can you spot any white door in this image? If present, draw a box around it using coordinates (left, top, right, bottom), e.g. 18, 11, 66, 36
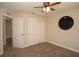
13, 18, 24, 48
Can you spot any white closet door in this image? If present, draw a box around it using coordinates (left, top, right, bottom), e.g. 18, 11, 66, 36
13, 18, 24, 48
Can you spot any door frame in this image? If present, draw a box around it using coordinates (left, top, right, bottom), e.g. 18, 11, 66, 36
3, 15, 13, 46
1, 14, 14, 46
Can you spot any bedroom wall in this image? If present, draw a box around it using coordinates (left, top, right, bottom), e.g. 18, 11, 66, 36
0, 14, 3, 55
27, 14, 45, 46
46, 7, 79, 52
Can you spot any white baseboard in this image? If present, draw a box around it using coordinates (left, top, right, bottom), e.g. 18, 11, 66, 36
47, 41, 79, 53
24, 41, 46, 48
24, 44, 30, 48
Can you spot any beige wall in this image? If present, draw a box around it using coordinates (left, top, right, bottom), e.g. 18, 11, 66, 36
46, 7, 79, 52
0, 8, 7, 55
0, 14, 3, 55
28, 14, 45, 46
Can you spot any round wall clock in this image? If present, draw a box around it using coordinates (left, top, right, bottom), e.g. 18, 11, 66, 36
58, 16, 74, 30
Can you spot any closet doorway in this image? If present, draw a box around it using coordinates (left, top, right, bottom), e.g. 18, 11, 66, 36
3, 16, 13, 47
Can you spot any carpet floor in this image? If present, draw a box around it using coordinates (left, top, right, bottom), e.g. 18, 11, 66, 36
3, 42, 79, 57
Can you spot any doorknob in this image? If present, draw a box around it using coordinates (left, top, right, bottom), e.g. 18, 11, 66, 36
21, 34, 24, 36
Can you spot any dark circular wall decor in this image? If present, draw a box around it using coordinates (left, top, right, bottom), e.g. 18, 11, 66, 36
58, 16, 74, 30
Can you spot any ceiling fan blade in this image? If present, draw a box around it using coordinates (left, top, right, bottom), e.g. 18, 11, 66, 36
43, 2, 50, 7
51, 8, 55, 11
50, 2, 61, 6
34, 6, 44, 8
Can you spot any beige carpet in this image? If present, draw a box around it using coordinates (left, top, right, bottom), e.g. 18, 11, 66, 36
3, 42, 79, 57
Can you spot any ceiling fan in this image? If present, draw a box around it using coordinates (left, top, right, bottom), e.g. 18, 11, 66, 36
34, 2, 61, 12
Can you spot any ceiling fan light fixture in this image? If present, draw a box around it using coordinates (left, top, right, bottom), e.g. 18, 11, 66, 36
42, 7, 50, 12
34, 2, 61, 13
46, 7, 50, 12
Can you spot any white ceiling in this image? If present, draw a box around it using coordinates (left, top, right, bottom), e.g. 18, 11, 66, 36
0, 2, 79, 15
